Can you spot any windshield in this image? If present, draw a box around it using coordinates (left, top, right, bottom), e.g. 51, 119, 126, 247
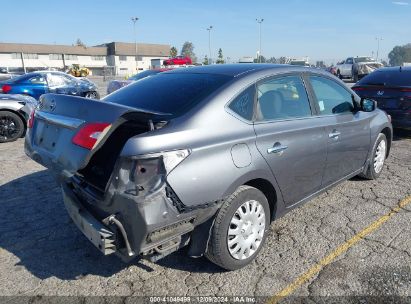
358, 70, 411, 87
354, 57, 374, 63
128, 70, 161, 81
103, 73, 233, 116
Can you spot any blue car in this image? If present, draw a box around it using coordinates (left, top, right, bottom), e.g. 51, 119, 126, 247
0, 71, 99, 100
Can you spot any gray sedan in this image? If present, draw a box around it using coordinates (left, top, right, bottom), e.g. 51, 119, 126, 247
25, 64, 392, 270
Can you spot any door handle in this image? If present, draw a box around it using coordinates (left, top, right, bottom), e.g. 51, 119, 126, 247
267, 143, 288, 154
329, 131, 341, 139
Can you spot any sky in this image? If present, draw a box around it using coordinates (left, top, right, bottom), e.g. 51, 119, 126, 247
1, 0, 410, 64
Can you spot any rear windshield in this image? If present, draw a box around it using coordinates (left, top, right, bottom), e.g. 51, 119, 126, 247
358, 70, 411, 87
128, 70, 160, 81
103, 73, 233, 116
354, 57, 374, 63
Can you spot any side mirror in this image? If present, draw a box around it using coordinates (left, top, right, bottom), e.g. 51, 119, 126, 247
360, 98, 376, 112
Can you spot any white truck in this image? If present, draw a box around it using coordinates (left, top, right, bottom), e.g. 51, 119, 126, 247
336, 57, 383, 82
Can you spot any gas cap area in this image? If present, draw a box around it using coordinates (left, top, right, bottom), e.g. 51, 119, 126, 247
231, 143, 252, 168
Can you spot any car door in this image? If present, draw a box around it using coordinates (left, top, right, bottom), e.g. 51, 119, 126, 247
47, 73, 78, 96
342, 58, 353, 76
253, 74, 328, 206
26, 74, 48, 99
305, 75, 371, 186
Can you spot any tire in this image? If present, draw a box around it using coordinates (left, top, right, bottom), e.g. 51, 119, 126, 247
359, 133, 387, 180
352, 68, 359, 82
205, 185, 270, 270
85, 91, 100, 99
0, 111, 25, 143
337, 70, 343, 79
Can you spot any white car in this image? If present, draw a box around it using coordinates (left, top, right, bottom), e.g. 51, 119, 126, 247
336, 57, 383, 82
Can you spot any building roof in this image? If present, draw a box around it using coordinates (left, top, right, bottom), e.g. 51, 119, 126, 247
0, 43, 107, 55
0, 42, 170, 57
104, 42, 170, 57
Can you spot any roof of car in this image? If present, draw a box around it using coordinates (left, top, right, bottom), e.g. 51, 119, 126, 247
164, 63, 316, 77
375, 66, 411, 73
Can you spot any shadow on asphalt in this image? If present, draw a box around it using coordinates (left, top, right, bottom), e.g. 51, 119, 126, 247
393, 129, 411, 141
0, 169, 221, 280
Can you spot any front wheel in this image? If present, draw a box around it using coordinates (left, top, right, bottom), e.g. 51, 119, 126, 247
206, 185, 270, 270
360, 133, 387, 180
0, 111, 25, 143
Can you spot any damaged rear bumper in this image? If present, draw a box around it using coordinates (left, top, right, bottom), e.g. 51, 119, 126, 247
61, 176, 220, 262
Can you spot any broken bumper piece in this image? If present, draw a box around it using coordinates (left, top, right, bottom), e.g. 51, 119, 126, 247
62, 187, 117, 255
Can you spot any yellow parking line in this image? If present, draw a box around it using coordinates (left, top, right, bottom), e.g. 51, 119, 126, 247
267, 195, 411, 304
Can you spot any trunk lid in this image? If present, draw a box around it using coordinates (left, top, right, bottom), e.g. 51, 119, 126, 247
353, 86, 411, 111
25, 93, 165, 180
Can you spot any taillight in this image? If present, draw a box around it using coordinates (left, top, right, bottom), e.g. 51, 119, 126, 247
352, 87, 365, 91
400, 88, 411, 92
72, 123, 110, 150
27, 110, 36, 128
2, 84, 12, 93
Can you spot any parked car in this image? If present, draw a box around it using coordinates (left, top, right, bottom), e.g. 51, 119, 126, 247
163, 56, 192, 66
107, 68, 172, 95
326, 66, 337, 76
352, 66, 411, 130
0, 94, 38, 143
25, 64, 392, 270
0, 71, 99, 100
336, 57, 383, 81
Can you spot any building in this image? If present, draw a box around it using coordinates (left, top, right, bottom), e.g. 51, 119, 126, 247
0, 42, 170, 76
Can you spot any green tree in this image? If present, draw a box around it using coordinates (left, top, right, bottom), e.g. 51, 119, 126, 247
170, 46, 178, 58
266, 57, 277, 63
216, 48, 225, 64
181, 41, 197, 63
75, 38, 86, 47
203, 55, 209, 65
388, 44, 411, 66
253, 55, 266, 63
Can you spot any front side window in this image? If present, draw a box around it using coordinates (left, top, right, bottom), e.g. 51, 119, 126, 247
309, 76, 354, 115
228, 85, 255, 121
47, 74, 69, 87
346, 58, 353, 64
256, 75, 312, 121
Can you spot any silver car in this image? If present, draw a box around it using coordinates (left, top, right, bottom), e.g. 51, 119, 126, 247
0, 94, 37, 142
25, 64, 392, 270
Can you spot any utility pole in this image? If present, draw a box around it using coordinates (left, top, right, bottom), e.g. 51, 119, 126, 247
256, 19, 264, 63
131, 17, 139, 72
375, 37, 383, 61
207, 26, 213, 64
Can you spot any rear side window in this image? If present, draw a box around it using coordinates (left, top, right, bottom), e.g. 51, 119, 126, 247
29, 76, 46, 84
358, 70, 411, 87
256, 75, 312, 121
309, 76, 354, 115
228, 85, 255, 121
104, 73, 232, 117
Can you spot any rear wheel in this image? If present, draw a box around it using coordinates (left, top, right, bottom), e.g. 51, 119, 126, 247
360, 133, 387, 180
337, 70, 343, 79
206, 185, 270, 270
0, 111, 25, 143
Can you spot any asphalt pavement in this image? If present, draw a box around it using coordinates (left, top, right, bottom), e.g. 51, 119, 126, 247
0, 129, 410, 302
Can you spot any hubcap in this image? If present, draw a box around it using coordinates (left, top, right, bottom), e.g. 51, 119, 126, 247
374, 139, 386, 174
227, 200, 266, 260
0, 117, 18, 140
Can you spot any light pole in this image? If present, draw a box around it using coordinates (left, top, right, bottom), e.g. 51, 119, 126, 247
207, 26, 213, 64
375, 37, 383, 61
256, 18, 264, 63
131, 17, 139, 71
